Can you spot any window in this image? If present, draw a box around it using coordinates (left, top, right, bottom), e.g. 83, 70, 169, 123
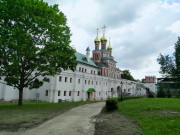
92, 81, 93, 85
78, 79, 80, 84
77, 91, 80, 96
82, 68, 84, 72
88, 80, 90, 85
85, 69, 87, 72
58, 91, 61, 96
91, 70, 92, 74
64, 91, 66, 96
99, 92, 100, 95
69, 91, 72, 96
45, 90, 48, 96
85, 80, 87, 84
65, 77, 67, 82
94, 71, 95, 74
96, 81, 98, 85
70, 78, 72, 83
59, 76, 62, 82
79, 67, 81, 71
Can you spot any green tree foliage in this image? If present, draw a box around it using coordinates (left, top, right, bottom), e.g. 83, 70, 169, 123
157, 85, 166, 98
166, 89, 172, 98
157, 54, 175, 77
174, 37, 180, 82
121, 70, 135, 81
0, 0, 77, 106
157, 37, 180, 78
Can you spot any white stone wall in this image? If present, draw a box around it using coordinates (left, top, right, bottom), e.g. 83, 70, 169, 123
144, 83, 157, 93
0, 63, 155, 102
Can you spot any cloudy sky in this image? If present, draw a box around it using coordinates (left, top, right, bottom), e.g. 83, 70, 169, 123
44, 0, 180, 80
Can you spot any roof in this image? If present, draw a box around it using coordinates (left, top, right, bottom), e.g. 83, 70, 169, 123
75, 52, 97, 67
86, 47, 90, 51
97, 62, 108, 68
87, 88, 95, 92
102, 57, 110, 61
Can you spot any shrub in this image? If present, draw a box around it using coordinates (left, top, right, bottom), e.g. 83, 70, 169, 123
147, 92, 154, 98
106, 98, 118, 111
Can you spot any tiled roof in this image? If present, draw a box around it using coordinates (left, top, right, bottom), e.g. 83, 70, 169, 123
75, 52, 97, 67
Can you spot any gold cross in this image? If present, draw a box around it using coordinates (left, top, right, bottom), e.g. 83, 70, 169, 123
102, 25, 107, 35
96, 28, 99, 37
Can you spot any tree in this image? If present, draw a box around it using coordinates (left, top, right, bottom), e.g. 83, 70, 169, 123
0, 0, 77, 106
157, 54, 175, 77
166, 89, 172, 98
174, 37, 180, 88
157, 85, 166, 98
121, 70, 135, 81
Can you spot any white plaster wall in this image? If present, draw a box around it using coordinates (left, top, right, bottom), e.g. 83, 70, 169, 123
144, 83, 156, 93
3, 85, 18, 101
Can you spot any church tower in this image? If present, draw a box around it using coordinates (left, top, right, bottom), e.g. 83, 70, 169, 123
101, 25, 107, 50
107, 37, 112, 56
92, 28, 101, 64
94, 28, 100, 50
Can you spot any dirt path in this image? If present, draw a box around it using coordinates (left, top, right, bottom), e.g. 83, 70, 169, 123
0, 102, 105, 135
94, 110, 143, 135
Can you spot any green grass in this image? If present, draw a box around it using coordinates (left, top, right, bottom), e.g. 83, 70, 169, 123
119, 98, 180, 135
0, 101, 94, 129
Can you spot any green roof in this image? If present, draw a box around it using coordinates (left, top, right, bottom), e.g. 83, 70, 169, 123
75, 52, 97, 67
102, 57, 110, 61
87, 88, 95, 92
97, 62, 108, 67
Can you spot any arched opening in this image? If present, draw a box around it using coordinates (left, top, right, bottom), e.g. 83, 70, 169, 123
111, 88, 114, 97
117, 86, 121, 97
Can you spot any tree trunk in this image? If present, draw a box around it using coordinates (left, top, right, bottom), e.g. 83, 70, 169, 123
18, 87, 23, 106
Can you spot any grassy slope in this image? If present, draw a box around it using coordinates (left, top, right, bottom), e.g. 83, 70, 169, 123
119, 98, 180, 135
0, 101, 92, 127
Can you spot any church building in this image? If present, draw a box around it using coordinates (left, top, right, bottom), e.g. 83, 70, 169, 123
0, 27, 156, 102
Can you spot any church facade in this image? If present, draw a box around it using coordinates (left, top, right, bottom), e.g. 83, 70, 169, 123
0, 30, 156, 102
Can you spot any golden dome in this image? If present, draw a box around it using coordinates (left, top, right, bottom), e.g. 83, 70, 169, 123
107, 37, 112, 51
94, 36, 100, 42
107, 44, 112, 51
101, 35, 107, 41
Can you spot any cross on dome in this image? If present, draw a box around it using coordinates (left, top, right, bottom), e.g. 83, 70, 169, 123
102, 25, 107, 36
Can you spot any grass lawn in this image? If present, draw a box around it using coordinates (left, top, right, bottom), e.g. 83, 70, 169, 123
119, 98, 180, 135
0, 101, 95, 131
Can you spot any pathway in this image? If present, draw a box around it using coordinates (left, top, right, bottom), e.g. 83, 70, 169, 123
0, 102, 105, 135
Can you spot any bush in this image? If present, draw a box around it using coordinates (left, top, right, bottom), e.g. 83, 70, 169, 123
106, 98, 118, 111
147, 92, 154, 98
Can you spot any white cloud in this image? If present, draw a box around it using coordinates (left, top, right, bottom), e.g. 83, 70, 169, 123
167, 20, 180, 35
44, 0, 180, 80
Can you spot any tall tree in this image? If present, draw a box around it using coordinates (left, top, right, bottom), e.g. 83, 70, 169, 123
121, 70, 135, 81
157, 37, 180, 79
0, 0, 77, 106
174, 37, 180, 79
157, 54, 175, 77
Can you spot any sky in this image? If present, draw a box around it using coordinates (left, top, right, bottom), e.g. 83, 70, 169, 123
44, 0, 180, 80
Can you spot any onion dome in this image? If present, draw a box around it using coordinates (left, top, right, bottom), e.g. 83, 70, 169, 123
101, 35, 107, 41
107, 37, 112, 51
107, 44, 112, 51
94, 36, 100, 42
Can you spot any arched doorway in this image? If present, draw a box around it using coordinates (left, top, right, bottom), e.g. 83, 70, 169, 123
111, 88, 114, 97
117, 86, 121, 97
